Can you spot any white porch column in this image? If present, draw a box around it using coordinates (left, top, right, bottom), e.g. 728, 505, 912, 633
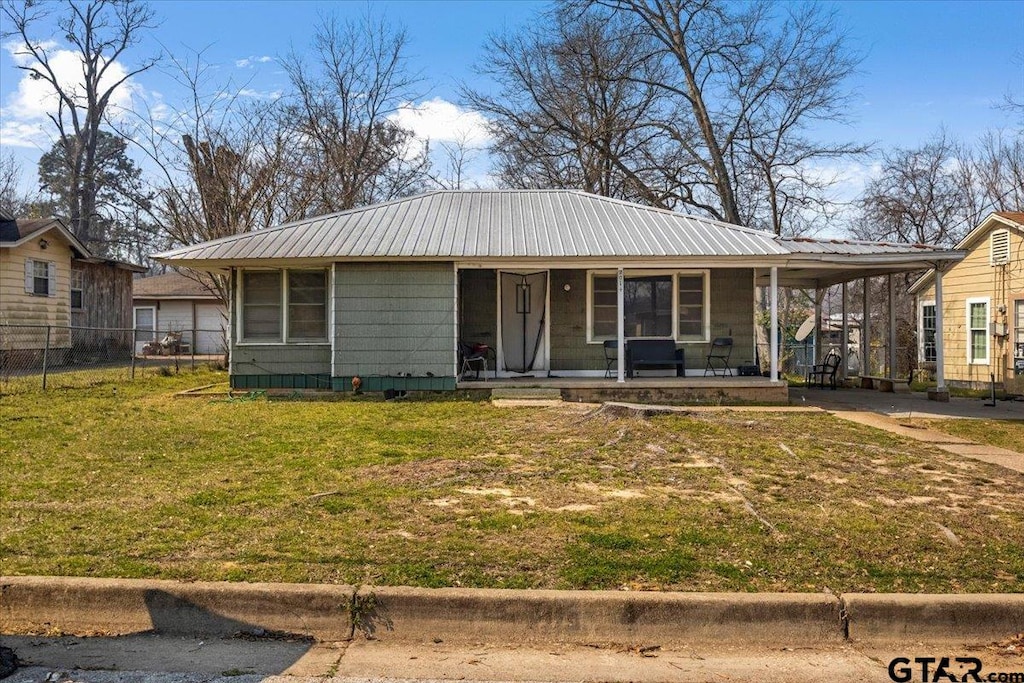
813, 288, 824, 365
770, 267, 779, 382
616, 267, 625, 383
888, 273, 897, 380
935, 268, 946, 392
841, 281, 849, 380
862, 277, 871, 376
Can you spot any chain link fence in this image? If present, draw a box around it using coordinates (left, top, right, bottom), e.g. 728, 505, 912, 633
0, 324, 229, 392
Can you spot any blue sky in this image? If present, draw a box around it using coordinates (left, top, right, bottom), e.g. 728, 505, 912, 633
1, 0, 1021, 198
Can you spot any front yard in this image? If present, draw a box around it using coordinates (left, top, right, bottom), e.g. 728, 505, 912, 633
2, 369, 1022, 593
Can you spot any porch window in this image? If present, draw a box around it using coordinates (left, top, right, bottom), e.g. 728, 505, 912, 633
967, 298, 988, 364
920, 303, 936, 363
287, 270, 328, 340
240, 268, 328, 342
588, 270, 708, 342
71, 269, 85, 310
242, 271, 283, 341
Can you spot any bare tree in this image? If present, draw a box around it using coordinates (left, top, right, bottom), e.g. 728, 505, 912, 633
126, 51, 300, 299
428, 132, 483, 190
280, 12, 430, 213
1, 0, 158, 251
478, 0, 866, 233
466, 15, 668, 204
0, 152, 40, 217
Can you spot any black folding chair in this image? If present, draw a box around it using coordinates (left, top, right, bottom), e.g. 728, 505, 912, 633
603, 339, 618, 378
459, 342, 491, 380
704, 337, 733, 377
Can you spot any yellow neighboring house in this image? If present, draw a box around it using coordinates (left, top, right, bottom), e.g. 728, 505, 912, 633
910, 211, 1024, 393
0, 213, 145, 356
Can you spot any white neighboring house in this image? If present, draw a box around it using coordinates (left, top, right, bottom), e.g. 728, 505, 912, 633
132, 271, 228, 355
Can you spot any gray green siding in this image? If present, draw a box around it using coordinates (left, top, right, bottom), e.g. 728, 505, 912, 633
231, 344, 332, 376
334, 262, 456, 378
550, 269, 605, 371
708, 269, 755, 367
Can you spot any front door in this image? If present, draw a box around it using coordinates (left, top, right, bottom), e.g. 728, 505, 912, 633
498, 271, 549, 374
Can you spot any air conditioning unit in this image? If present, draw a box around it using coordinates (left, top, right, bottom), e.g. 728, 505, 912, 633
991, 229, 1011, 266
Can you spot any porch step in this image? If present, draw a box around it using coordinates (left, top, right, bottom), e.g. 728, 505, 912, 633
490, 387, 563, 400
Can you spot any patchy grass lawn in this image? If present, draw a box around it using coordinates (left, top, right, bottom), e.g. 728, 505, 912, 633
2, 368, 1023, 593
918, 419, 1024, 454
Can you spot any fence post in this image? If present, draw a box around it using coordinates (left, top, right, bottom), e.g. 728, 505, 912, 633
41, 325, 51, 390
191, 326, 196, 371
130, 328, 137, 379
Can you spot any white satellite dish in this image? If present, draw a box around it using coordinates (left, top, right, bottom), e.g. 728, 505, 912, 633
794, 315, 815, 342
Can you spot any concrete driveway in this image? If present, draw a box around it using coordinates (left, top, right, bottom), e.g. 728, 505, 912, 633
792, 386, 1023, 420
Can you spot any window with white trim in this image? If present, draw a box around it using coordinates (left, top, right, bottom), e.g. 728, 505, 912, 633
967, 298, 989, 364
24, 259, 55, 296
588, 270, 708, 342
240, 269, 328, 342
920, 303, 936, 363
71, 268, 84, 310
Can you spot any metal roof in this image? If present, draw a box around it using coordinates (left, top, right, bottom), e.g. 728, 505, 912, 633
154, 190, 961, 272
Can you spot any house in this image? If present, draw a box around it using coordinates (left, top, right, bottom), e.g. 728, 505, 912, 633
133, 270, 228, 356
0, 213, 145, 359
909, 211, 1024, 393
154, 190, 964, 401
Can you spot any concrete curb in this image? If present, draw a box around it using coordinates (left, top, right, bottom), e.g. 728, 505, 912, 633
0, 576, 354, 641
355, 586, 843, 646
2, 577, 1021, 646
844, 593, 1024, 644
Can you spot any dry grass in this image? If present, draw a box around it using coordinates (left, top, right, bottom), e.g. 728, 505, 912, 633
2, 368, 1023, 593
919, 418, 1024, 454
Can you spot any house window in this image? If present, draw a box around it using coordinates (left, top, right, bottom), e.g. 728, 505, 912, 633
920, 303, 936, 363
240, 268, 328, 342
588, 270, 708, 342
71, 269, 85, 310
287, 270, 328, 340
967, 298, 989, 364
25, 259, 54, 296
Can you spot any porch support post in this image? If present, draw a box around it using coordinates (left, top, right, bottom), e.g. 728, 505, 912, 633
616, 267, 625, 383
813, 288, 824, 364
888, 273, 897, 380
935, 267, 946, 393
770, 266, 779, 382
862, 277, 871, 376
841, 281, 849, 381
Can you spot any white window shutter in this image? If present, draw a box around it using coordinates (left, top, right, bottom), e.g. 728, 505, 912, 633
25, 259, 33, 293
47, 261, 56, 296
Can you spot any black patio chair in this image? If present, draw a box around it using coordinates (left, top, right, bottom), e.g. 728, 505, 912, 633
807, 350, 842, 389
704, 337, 733, 377
603, 339, 618, 378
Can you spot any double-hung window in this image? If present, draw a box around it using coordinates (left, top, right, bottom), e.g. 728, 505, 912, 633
588, 270, 708, 342
70, 269, 85, 310
966, 298, 989, 364
25, 259, 55, 296
920, 302, 936, 363
240, 269, 328, 342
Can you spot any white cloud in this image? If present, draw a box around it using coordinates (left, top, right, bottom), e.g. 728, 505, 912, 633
235, 55, 274, 69
238, 87, 283, 100
390, 98, 491, 147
